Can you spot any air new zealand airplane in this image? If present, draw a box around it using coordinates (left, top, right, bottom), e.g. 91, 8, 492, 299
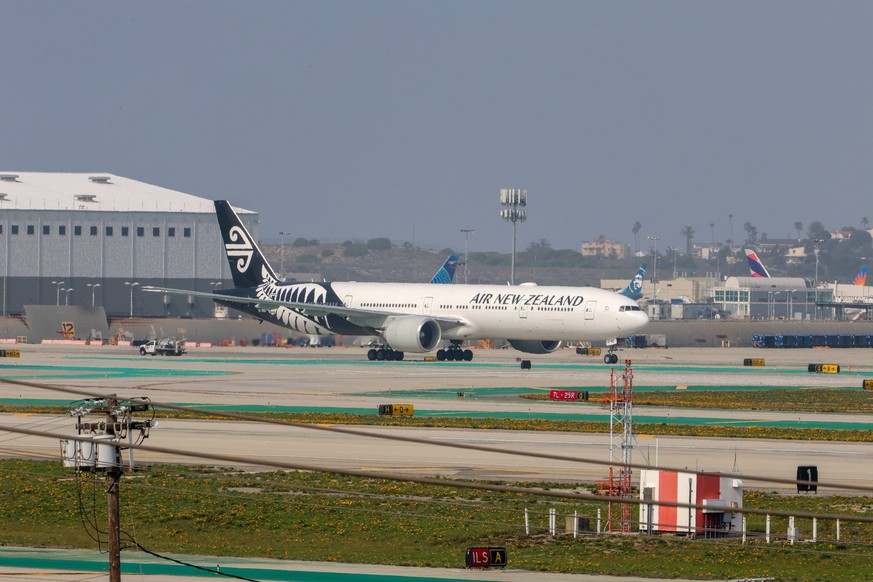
144, 201, 648, 361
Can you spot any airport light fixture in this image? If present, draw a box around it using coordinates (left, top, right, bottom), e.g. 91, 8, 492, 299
64, 288, 74, 306
461, 228, 474, 284
86, 283, 101, 307
124, 281, 140, 317
499, 188, 527, 285
812, 238, 825, 286
52, 280, 65, 306
647, 236, 660, 302
279, 230, 291, 274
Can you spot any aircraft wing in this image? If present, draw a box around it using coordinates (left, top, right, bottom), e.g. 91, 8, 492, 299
142, 286, 467, 332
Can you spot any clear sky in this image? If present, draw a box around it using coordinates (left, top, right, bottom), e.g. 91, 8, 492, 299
3, 2, 873, 253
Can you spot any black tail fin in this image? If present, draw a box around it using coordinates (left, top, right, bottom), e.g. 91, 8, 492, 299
214, 200, 279, 289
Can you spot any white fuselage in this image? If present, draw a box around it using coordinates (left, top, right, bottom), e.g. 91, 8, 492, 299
325, 281, 648, 341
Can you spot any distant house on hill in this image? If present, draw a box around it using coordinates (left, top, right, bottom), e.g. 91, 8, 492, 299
580, 238, 629, 259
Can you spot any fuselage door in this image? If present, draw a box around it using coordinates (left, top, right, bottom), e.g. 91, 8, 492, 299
584, 300, 597, 320
343, 295, 353, 308
518, 305, 528, 319
423, 297, 433, 315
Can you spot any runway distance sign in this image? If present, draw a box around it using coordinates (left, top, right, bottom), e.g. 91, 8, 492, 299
863, 379, 873, 390
465, 546, 507, 568
0, 349, 20, 358
549, 390, 589, 401
743, 358, 765, 367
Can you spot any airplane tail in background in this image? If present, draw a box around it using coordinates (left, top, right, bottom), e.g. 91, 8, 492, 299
745, 249, 771, 278
430, 255, 461, 284
854, 265, 868, 286
214, 200, 280, 289
619, 263, 646, 300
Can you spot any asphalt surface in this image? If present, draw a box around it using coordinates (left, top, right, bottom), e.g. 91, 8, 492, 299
2, 344, 873, 580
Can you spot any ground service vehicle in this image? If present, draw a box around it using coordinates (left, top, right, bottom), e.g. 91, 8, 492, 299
139, 337, 186, 356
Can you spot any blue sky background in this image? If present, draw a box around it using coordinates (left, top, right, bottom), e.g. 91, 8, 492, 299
3, 2, 873, 253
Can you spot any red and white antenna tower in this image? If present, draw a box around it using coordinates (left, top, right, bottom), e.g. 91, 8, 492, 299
599, 360, 634, 532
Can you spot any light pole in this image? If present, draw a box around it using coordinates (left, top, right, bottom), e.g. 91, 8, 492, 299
812, 239, 824, 286
279, 231, 291, 275
52, 280, 65, 306
460, 228, 474, 284
499, 188, 527, 285
647, 236, 660, 302
86, 283, 101, 307
64, 288, 74, 306
124, 282, 140, 317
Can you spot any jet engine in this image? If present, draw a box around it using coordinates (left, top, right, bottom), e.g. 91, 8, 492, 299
507, 339, 561, 354
383, 316, 442, 353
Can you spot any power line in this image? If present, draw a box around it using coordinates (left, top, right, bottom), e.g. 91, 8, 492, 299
0, 378, 862, 495
4, 421, 873, 526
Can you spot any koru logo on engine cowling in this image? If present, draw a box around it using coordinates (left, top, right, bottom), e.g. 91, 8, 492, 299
226, 226, 254, 272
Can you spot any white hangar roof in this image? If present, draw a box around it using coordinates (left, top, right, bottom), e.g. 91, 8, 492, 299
0, 172, 253, 214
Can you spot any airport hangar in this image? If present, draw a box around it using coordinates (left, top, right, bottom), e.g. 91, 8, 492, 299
0, 172, 257, 318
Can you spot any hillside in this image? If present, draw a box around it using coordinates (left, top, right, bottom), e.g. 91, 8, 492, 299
263, 242, 653, 286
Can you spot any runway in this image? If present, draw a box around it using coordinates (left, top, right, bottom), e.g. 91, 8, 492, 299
2, 345, 873, 491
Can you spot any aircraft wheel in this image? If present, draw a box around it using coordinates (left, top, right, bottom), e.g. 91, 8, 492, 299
463, 349, 473, 361
376, 349, 386, 361
367, 349, 377, 361
604, 354, 612, 364
436, 349, 446, 361
395, 351, 404, 361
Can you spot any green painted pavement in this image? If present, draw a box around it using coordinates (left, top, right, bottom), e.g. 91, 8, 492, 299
3, 397, 872, 431
0, 364, 232, 380
63, 354, 873, 376
0, 548, 478, 581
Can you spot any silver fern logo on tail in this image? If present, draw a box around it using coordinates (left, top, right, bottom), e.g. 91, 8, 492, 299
226, 226, 254, 273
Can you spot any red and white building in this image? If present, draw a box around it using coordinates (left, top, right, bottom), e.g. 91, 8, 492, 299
639, 469, 743, 537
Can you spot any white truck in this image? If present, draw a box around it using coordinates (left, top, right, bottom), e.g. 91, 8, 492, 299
139, 337, 186, 356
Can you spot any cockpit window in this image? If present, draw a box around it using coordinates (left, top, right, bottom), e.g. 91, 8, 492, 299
619, 305, 642, 312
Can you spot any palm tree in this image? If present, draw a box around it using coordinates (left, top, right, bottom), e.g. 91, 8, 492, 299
680, 225, 696, 256
863, 216, 869, 229
744, 222, 758, 245
632, 221, 642, 255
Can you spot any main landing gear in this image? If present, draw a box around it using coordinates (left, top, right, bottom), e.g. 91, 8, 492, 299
603, 353, 619, 364
436, 341, 473, 362
367, 348, 404, 361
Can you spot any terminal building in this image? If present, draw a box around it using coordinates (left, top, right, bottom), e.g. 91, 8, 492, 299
0, 172, 258, 317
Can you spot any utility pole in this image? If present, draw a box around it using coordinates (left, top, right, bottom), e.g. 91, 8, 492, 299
61, 396, 155, 582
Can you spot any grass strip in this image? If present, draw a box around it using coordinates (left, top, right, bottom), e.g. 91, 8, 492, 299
2, 460, 873, 581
